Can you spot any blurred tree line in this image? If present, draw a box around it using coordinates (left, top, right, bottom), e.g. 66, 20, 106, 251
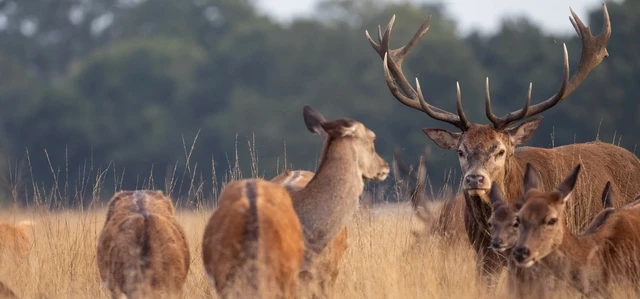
0, 0, 637, 206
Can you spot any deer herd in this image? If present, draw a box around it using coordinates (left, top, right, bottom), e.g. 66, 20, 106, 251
1, 3, 639, 299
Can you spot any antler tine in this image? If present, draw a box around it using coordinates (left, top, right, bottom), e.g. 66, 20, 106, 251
484, 77, 501, 127
488, 5, 610, 130
455, 82, 471, 129
368, 15, 470, 131
416, 78, 470, 130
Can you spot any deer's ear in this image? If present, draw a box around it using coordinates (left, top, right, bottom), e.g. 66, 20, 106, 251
555, 164, 581, 204
422, 128, 460, 150
303, 105, 328, 138
601, 181, 614, 209
523, 163, 543, 194
488, 182, 506, 210
507, 117, 542, 145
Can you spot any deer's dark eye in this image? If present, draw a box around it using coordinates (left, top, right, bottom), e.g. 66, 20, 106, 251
547, 218, 558, 226
497, 149, 505, 156
488, 222, 493, 229
513, 221, 519, 228
457, 150, 464, 157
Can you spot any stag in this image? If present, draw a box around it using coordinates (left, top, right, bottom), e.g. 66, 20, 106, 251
366, 4, 640, 282
202, 178, 304, 299
493, 164, 640, 297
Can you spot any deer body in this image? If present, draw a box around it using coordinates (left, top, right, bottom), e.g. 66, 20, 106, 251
270, 170, 349, 296
202, 178, 304, 299
97, 190, 190, 299
288, 106, 389, 298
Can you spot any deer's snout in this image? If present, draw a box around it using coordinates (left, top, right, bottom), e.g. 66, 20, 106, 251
491, 238, 503, 249
513, 246, 530, 262
464, 174, 485, 189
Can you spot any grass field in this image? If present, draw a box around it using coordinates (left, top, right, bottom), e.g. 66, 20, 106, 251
2, 199, 640, 298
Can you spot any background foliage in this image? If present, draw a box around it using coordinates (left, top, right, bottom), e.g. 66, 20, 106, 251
0, 0, 636, 206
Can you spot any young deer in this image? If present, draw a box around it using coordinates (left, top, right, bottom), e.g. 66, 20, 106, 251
488, 169, 615, 298
97, 190, 191, 299
270, 169, 349, 297
503, 164, 640, 297
202, 178, 304, 299
366, 4, 640, 282
290, 106, 389, 296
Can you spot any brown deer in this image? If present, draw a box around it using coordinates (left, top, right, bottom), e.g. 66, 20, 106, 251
202, 178, 304, 299
366, 4, 640, 282
270, 169, 349, 297
290, 105, 389, 297
97, 190, 190, 299
502, 164, 640, 297
393, 149, 465, 242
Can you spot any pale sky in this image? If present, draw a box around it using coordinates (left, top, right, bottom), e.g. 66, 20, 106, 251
255, 0, 612, 35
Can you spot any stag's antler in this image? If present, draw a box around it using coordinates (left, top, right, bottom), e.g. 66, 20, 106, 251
485, 4, 611, 129
366, 15, 471, 131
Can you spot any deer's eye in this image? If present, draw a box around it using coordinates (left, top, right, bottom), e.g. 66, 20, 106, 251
497, 149, 505, 156
487, 222, 493, 229
457, 150, 464, 157
513, 221, 519, 228
547, 218, 558, 226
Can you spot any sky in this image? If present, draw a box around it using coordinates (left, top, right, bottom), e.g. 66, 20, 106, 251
255, 0, 610, 35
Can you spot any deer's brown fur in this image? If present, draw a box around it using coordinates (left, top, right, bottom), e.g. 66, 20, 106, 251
507, 164, 640, 297
290, 106, 389, 297
271, 170, 348, 296
97, 190, 190, 299
365, 5, 640, 283
202, 178, 304, 299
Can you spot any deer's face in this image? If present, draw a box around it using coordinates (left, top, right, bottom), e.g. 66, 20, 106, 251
347, 123, 389, 182
488, 203, 520, 253
423, 118, 542, 199
512, 191, 565, 268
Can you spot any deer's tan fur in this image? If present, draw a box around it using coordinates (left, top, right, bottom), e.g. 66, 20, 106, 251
505, 164, 640, 297
0, 280, 18, 299
0, 220, 32, 260
289, 106, 389, 297
271, 170, 348, 296
97, 190, 190, 299
202, 178, 304, 299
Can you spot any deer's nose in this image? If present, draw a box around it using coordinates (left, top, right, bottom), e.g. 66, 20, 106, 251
513, 247, 530, 262
465, 174, 485, 188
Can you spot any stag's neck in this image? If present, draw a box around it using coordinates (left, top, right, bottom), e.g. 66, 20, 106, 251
502, 155, 526, 203
291, 138, 363, 255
